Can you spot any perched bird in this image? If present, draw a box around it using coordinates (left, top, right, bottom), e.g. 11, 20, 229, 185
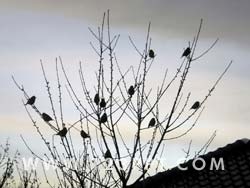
128, 85, 135, 96
100, 113, 108, 123
94, 93, 100, 106
56, 127, 67, 137
148, 118, 156, 128
190, 101, 200, 110
25, 96, 36, 105
42, 113, 53, 122
80, 130, 90, 139
149, 49, 155, 58
181, 47, 191, 58
104, 149, 112, 159
100, 98, 106, 108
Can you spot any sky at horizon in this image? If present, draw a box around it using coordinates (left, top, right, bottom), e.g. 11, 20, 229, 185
0, 1, 250, 184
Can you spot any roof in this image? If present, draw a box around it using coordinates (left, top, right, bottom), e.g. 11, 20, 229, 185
129, 138, 250, 188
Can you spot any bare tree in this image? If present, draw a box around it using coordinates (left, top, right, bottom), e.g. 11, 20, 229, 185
0, 140, 16, 188
15, 156, 41, 188
13, 11, 232, 188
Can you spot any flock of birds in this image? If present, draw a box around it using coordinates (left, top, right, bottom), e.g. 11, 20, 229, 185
24, 47, 199, 159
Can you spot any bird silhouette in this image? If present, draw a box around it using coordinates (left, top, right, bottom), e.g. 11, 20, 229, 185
42, 113, 53, 122
182, 47, 191, 58
25, 96, 36, 105
100, 113, 107, 123
56, 127, 67, 137
104, 149, 112, 159
100, 98, 106, 108
128, 85, 135, 96
190, 101, 200, 110
80, 130, 90, 139
148, 118, 156, 128
94, 93, 100, 106
149, 49, 155, 58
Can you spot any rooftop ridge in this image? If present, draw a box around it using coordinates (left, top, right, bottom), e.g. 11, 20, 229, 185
128, 138, 250, 188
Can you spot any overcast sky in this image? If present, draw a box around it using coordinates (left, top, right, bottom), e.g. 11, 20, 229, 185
0, 0, 250, 177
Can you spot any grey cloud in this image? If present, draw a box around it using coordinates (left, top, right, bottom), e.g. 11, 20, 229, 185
1, 0, 250, 44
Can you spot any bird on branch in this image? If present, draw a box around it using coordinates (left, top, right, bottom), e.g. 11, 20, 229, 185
25, 96, 36, 105
128, 85, 135, 96
80, 130, 90, 139
148, 118, 156, 128
181, 47, 191, 58
100, 98, 106, 108
190, 101, 200, 110
100, 113, 108, 123
149, 49, 155, 58
104, 149, 112, 159
56, 127, 67, 137
42, 113, 53, 122
94, 93, 100, 106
